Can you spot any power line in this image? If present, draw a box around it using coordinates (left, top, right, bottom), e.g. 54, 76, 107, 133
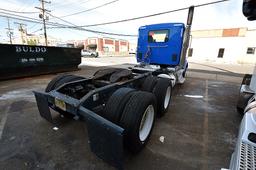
0, 11, 133, 37
0, 8, 37, 14
48, 13, 137, 36
61, 0, 119, 18
0, 12, 43, 24
51, 0, 94, 8
47, 0, 229, 36
0, 11, 67, 27
68, 27, 137, 37
48, 13, 78, 26
28, 23, 40, 30
17, 0, 37, 13
1, 1, 227, 38
31, 28, 43, 34
45, 13, 86, 37
57, 0, 229, 28
80, 0, 94, 5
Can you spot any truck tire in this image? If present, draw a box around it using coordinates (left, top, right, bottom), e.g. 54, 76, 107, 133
104, 88, 136, 124
109, 69, 132, 83
236, 107, 244, 115
45, 74, 70, 92
242, 74, 252, 85
237, 92, 254, 115
45, 75, 85, 118
236, 74, 253, 115
119, 91, 156, 153
153, 78, 172, 117
45, 74, 85, 92
93, 68, 123, 80
54, 75, 85, 88
141, 76, 158, 92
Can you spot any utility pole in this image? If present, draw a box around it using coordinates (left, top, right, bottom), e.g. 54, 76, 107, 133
14, 22, 27, 45
5, 18, 13, 44
35, 0, 50, 46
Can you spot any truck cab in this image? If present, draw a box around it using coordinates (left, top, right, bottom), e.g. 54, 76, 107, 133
137, 23, 185, 66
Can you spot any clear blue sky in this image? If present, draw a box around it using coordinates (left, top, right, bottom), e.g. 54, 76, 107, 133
0, 0, 255, 43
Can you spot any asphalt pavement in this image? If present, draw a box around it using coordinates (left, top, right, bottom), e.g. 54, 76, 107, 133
81, 55, 255, 74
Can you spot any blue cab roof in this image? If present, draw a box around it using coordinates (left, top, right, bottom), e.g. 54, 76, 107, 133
139, 23, 185, 30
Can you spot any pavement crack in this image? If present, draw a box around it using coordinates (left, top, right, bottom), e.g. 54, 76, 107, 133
0, 104, 11, 140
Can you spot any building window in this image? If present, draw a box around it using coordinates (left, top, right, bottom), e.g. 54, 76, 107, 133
247, 47, 255, 54
217, 48, 225, 58
188, 48, 193, 57
148, 30, 169, 43
103, 47, 109, 52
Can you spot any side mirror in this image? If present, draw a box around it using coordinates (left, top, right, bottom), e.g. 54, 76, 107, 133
243, 0, 256, 21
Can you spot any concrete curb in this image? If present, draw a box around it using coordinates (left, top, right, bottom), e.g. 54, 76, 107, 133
187, 70, 243, 83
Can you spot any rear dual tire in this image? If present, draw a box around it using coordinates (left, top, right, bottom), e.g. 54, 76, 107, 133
105, 88, 156, 153
141, 76, 158, 92
120, 91, 156, 153
142, 76, 172, 117
104, 88, 136, 124
153, 78, 172, 117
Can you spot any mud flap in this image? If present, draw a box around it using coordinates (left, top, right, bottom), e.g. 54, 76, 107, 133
34, 91, 53, 123
78, 106, 124, 170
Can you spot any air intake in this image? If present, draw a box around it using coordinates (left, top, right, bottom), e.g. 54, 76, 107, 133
239, 141, 256, 170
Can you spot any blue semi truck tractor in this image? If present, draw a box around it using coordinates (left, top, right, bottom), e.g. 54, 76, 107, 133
33, 6, 194, 169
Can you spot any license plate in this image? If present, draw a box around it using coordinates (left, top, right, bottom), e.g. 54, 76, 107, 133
55, 98, 66, 111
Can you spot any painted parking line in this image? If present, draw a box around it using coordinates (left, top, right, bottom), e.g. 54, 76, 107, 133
202, 80, 209, 170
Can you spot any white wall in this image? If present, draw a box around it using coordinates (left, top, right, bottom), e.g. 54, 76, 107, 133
189, 30, 256, 64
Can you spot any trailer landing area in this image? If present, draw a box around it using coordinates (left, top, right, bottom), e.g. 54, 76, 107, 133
0, 66, 242, 170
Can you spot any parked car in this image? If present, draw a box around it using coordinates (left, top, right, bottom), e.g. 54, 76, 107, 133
81, 49, 99, 57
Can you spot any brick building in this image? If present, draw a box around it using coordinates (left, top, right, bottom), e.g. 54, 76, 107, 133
73, 37, 130, 56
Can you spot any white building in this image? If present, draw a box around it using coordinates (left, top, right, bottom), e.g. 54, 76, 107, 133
189, 28, 256, 64
12, 31, 61, 46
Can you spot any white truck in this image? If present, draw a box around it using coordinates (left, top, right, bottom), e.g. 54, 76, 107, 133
228, 0, 256, 169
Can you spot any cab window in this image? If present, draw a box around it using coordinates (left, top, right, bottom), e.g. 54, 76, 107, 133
148, 30, 169, 43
